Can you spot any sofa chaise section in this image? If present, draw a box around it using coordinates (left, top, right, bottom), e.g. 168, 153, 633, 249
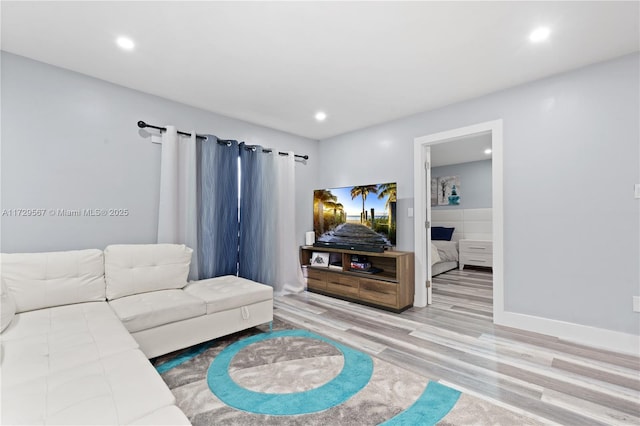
104, 244, 273, 358
2, 347, 181, 425
0, 302, 139, 387
1, 249, 190, 425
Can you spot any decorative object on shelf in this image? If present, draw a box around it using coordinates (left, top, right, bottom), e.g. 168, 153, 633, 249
310, 252, 330, 267
350, 255, 372, 271
305, 231, 316, 246
348, 255, 383, 274
437, 176, 461, 206
328, 252, 343, 270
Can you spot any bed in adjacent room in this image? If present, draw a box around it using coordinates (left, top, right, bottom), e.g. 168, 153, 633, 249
431, 240, 459, 276
430, 225, 459, 276
429, 208, 493, 277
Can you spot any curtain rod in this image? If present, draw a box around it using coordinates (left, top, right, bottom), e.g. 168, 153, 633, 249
137, 120, 309, 160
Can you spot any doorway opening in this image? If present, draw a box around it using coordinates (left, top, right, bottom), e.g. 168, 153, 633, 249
413, 120, 504, 324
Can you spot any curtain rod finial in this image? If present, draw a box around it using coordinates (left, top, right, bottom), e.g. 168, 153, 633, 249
137, 121, 147, 129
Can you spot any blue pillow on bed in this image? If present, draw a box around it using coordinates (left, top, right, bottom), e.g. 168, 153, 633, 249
432, 227, 454, 241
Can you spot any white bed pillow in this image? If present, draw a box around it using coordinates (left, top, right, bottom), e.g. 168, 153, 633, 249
430, 243, 442, 266
104, 244, 193, 300
1, 280, 17, 333
431, 240, 459, 262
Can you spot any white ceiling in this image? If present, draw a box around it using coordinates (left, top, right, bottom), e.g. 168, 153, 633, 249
1, 1, 638, 140
430, 132, 492, 167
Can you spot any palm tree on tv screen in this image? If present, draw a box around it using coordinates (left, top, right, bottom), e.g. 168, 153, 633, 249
377, 182, 397, 226
350, 185, 378, 224
331, 202, 344, 222
313, 189, 337, 235
322, 199, 338, 223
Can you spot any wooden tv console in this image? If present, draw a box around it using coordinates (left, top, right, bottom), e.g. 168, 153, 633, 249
300, 245, 415, 313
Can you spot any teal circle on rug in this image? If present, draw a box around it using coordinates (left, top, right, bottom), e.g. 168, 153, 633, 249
207, 329, 374, 415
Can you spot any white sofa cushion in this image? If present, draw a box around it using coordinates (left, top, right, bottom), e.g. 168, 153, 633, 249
1, 349, 177, 425
1, 249, 106, 313
104, 244, 193, 300
0, 302, 139, 387
108, 289, 206, 333
1, 280, 16, 332
185, 275, 273, 314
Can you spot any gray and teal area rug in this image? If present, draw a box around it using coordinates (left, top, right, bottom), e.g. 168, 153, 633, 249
152, 320, 539, 425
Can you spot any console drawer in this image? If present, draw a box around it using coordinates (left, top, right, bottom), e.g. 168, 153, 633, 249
304, 268, 327, 290
327, 275, 359, 297
359, 278, 397, 307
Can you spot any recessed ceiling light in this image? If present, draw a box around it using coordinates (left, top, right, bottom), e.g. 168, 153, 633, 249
529, 27, 551, 43
116, 36, 135, 50
315, 111, 327, 122
484, 148, 492, 155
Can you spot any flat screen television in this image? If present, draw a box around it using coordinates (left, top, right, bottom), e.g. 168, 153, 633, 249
313, 182, 396, 252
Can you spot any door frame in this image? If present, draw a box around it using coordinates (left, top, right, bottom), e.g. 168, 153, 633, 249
412, 120, 504, 323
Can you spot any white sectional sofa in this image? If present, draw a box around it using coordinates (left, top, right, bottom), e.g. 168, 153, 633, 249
0, 244, 273, 425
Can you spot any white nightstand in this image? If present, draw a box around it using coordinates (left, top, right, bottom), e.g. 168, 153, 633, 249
459, 239, 493, 270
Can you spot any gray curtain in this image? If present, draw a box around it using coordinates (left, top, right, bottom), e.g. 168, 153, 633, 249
169, 137, 304, 294
238, 143, 305, 294
238, 143, 276, 285
197, 136, 239, 279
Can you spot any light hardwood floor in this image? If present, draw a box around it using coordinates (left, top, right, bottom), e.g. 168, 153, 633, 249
274, 268, 640, 425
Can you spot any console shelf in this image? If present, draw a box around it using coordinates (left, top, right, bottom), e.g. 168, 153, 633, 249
300, 245, 415, 312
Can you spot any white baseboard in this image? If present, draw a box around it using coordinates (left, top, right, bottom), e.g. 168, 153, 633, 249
495, 311, 640, 356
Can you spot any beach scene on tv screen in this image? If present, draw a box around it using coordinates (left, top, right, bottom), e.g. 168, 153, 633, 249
313, 182, 397, 247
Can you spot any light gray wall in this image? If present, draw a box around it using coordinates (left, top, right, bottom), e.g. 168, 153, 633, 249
432, 160, 492, 210
1, 52, 319, 253
318, 54, 639, 336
